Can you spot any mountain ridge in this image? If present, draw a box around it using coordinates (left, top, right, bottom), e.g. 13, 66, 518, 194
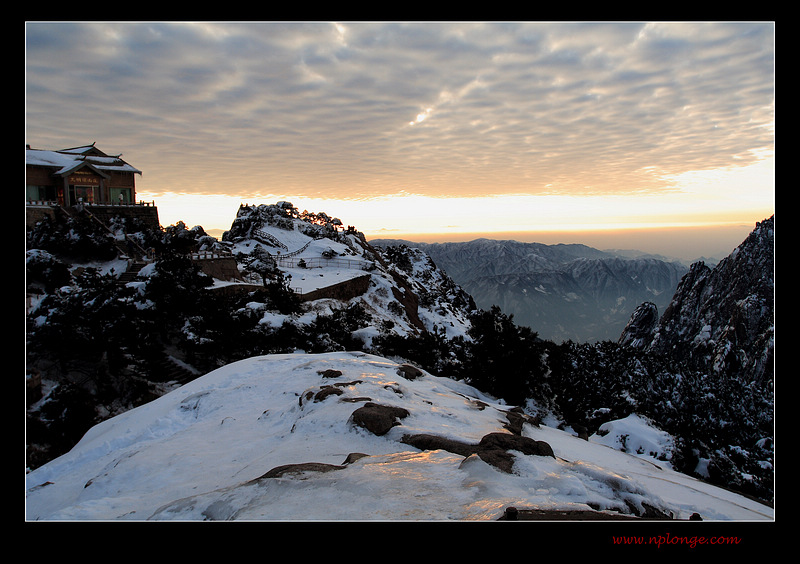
371, 237, 688, 342
620, 215, 774, 387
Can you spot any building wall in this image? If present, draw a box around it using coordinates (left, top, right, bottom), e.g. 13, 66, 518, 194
26, 165, 139, 206
25, 167, 53, 186
85, 204, 160, 230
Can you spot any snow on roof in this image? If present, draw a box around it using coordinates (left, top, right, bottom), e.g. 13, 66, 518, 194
26, 144, 142, 175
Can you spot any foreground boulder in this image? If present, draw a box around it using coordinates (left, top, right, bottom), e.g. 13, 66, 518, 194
351, 398, 554, 473
350, 403, 410, 435
400, 431, 554, 474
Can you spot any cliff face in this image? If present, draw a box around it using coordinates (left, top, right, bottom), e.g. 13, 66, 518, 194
618, 301, 659, 349
621, 216, 774, 386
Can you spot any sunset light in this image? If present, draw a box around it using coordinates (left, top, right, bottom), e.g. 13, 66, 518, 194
24, 21, 777, 526
26, 21, 774, 261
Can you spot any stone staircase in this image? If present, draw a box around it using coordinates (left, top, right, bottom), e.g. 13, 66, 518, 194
151, 351, 200, 385
117, 260, 148, 284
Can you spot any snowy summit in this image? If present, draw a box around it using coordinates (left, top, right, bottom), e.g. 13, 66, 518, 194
25, 352, 772, 521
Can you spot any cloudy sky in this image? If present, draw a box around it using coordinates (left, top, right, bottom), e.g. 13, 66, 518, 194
25, 21, 774, 259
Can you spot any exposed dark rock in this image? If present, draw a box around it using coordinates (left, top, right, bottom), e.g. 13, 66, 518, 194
639, 501, 674, 520
471, 400, 489, 411
477, 432, 555, 458
384, 383, 403, 396
500, 501, 685, 521
503, 407, 539, 435
350, 402, 410, 435
256, 462, 346, 480
618, 301, 658, 349
342, 453, 370, 464
573, 423, 590, 441
401, 430, 554, 474
499, 507, 641, 521
388, 272, 425, 332
254, 454, 370, 483
313, 386, 344, 402
299, 385, 344, 406
475, 448, 517, 473
319, 369, 343, 378
400, 433, 475, 457
333, 380, 363, 387
642, 215, 774, 385
397, 364, 424, 380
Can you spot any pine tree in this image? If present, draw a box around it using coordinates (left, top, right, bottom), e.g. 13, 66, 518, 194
462, 306, 542, 405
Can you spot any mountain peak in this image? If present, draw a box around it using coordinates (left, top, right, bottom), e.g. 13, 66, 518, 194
618, 301, 659, 349
642, 216, 774, 385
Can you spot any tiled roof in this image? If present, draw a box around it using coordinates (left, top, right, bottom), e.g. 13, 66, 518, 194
26, 143, 142, 175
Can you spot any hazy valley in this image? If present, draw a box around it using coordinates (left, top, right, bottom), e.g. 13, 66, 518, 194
371, 238, 691, 342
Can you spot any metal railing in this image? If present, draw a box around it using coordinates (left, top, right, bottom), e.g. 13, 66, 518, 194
25, 200, 58, 206
86, 200, 157, 207
189, 249, 234, 260
277, 239, 313, 259
252, 228, 288, 250
276, 256, 372, 270
25, 199, 157, 207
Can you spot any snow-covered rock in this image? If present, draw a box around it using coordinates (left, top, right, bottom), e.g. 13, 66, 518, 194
618, 302, 659, 349
25, 352, 773, 521
222, 203, 476, 341
630, 216, 774, 386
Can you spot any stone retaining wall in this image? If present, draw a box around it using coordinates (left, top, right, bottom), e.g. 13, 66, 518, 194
86, 204, 161, 230
300, 274, 372, 302
26, 204, 161, 231
25, 206, 58, 229
195, 257, 243, 282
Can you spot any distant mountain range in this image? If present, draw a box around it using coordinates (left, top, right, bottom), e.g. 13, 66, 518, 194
371, 238, 688, 342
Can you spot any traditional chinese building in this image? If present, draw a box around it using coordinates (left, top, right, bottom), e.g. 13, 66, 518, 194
26, 142, 160, 229
26, 142, 142, 206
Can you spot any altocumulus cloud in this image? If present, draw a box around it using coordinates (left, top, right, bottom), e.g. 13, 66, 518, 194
25, 21, 774, 201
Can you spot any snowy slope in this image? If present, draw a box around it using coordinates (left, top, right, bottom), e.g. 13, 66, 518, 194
25, 352, 773, 521
221, 204, 474, 342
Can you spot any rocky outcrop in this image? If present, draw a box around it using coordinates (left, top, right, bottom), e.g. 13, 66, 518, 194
256, 462, 346, 480
350, 403, 410, 436
345, 393, 554, 474
618, 301, 659, 349
614, 217, 775, 503
253, 452, 370, 482
396, 363, 424, 380
338, 382, 554, 473
626, 216, 774, 386
399, 431, 554, 474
